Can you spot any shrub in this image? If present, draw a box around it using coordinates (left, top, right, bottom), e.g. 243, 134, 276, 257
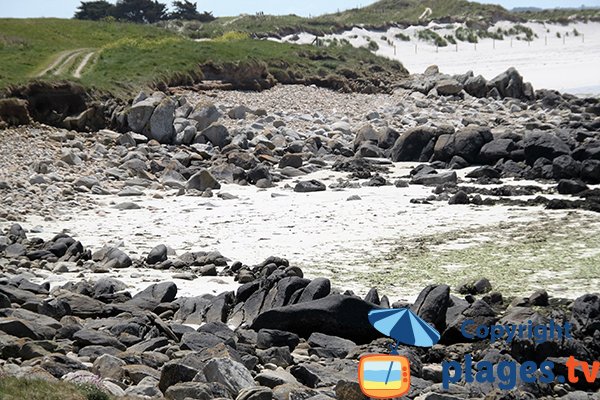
367, 40, 379, 51
214, 31, 250, 42
394, 32, 410, 41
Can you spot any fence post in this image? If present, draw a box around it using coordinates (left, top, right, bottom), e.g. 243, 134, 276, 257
493, 38, 495, 49
436, 44, 438, 53
394, 45, 396, 56
474, 42, 477, 51
415, 44, 417, 54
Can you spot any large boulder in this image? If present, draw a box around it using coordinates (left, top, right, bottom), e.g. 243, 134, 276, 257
294, 180, 326, 193
186, 169, 221, 192
581, 159, 600, 184
189, 102, 221, 131
390, 127, 438, 162
127, 93, 163, 133
523, 131, 571, 164
553, 155, 581, 179
489, 67, 534, 100
198, 124, 230, 149
464, 75, 488, 98
570, 293, 600, 335
410, 284, 450, 333
478, 139, 516, 164
433, 126, 493, 163
250, 295, 381, 344
203, 358, 255, 397
148, 97, 176, 144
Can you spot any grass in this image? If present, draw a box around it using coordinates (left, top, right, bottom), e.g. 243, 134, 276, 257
308, 212, 600, 299
0, 377, 113, 400
0, 18, 407, 98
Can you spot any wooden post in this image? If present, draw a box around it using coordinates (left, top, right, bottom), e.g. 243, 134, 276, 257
455, 43, 458, 52
474, 42, 477, 51
493, 38, 495, 49
545, 35, 547, 45
415, 44, 417, 54
394, 45, 396, 56
436, 44, 438, 53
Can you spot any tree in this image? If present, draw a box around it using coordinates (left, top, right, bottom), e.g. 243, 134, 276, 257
74, 1, 115, 20
170, 1, 215, 22
113, 0, 167, 23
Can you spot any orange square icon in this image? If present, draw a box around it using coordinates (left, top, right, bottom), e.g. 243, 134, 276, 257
358, 354, 411, 399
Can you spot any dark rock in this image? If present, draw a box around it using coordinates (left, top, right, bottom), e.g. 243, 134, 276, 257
529, 290, 549, 306
466, 166, 501, 179
411, 171, 457, 186
132, 282, 177, 304
92, 246, 132, 269
237, 386, 274, 400
294, 180, 326, 193
581, 159, 600, 184
256, 346, 293, 368
73, 329, 126, 350
199, 124, 230, 149
448, 191, 469, 205
0, 318, 55, 340
186, 169, 221, 192
203, 358, 256, 397
478, 138, 517, 164
256, 329, 300, 351
390, 127, 437, 162
251, 295, 381, 344
297, 278, 331, 303
411, 285, 450, 333
523, 131, 571, 164
442, 300, 497, 344
570, 293, 600, 335
433, 126, 493, 163
147, 244, 168, 265
464, 75, 488, 98
164, 382, 212, 400
557, 179, 588, 195
308, 332, 356, 359
489, 67, 533, 100
553, 155, 581, 179
279, 154, 303, 169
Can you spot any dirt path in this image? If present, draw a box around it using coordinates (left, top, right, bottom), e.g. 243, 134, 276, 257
73, 51, 96, 78
36, 48, 97, 78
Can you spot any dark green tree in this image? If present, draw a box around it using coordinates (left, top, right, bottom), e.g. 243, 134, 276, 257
113, 0, 167, 23
74, 1, 115, 20
170, 1, 215, 21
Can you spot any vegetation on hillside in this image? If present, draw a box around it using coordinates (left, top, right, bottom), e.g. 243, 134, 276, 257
0, 377, 116, 400
0, 18, 407, 98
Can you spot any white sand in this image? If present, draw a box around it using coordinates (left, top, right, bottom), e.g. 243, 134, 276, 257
279, 21, 600, 95
22, 164, 600, 301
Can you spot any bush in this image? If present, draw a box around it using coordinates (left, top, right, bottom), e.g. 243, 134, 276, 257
417, 29, 448, 47
214, 31, 250, 42
394, 32, 410, 41
367, 40, 379, 51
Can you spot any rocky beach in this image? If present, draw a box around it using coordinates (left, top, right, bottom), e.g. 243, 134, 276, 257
1, 58, 600, 400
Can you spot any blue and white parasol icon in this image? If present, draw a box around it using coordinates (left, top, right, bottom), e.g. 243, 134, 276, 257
368, 308, 440, 384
